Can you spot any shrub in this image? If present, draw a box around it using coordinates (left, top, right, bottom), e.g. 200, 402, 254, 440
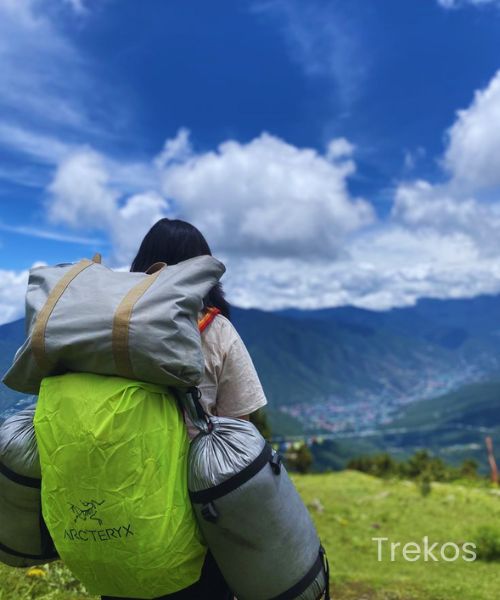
474, 526, 500, 562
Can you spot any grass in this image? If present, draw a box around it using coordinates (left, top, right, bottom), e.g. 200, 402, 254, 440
1, 471, 499, 599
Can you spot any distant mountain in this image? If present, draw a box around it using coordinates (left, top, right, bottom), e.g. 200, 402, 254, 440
278, 293, 500, 370
2, 295, 500, 441
0, 318, 27, 418
231, 306, 460, 404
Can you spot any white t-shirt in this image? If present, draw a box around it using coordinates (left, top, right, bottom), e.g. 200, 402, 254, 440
185, 313, 268, 439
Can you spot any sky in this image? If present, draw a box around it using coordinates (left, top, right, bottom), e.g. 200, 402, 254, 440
1, 0, 500, 323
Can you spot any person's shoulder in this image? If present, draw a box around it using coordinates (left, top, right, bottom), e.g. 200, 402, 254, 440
201, 312, 239, 347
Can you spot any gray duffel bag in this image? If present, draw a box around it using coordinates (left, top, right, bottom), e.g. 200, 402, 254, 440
3, 254, 225, 395
0, 404, 58, 567
186, 397, 330, 600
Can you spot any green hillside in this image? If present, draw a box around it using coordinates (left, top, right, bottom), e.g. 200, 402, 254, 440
2, 471, 499, 600
386, 380, 500, 431
376, 380, 500, 469
233, 307, 457, 408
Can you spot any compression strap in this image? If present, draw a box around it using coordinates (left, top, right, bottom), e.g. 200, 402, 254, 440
198, 307, 220, 333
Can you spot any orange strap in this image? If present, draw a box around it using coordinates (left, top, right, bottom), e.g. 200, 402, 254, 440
198, 307, 220, 332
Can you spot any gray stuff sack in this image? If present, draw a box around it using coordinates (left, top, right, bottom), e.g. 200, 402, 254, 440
187, 413, 330, 600
0, 404, 58, 567
2, 254, 225, 395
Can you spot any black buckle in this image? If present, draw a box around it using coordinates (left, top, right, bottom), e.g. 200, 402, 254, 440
270, 451, 282, 475
201, 502, 219, 523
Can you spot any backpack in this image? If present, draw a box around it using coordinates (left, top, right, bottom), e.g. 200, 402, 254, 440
2, 253, 224, 596
33, 373, 206, 598
3, 254, 225, 395
0, 308, 221, 583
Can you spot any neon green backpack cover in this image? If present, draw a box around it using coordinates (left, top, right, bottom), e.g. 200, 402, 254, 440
33, 372, 206, 598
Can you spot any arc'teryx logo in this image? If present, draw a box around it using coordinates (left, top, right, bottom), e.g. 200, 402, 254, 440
68, 499, 105, 526
63, 499, 134, 543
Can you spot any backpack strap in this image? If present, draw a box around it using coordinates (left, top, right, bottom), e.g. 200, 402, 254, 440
198, 307, 220, 333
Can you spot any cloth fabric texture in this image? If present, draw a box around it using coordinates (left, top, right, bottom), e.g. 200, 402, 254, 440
185, 313, 268, 439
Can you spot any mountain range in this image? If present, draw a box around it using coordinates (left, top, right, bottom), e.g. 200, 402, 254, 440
1, 294, 500, 469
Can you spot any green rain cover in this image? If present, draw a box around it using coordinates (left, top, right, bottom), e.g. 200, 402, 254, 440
33, 372, 206, 598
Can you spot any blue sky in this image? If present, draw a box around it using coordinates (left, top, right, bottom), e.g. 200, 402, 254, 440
1, 0, 500, 323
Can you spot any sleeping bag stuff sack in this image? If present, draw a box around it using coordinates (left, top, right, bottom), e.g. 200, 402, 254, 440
187, 414, 330, 600
0, 405, 58, 567
33, 373, 207, 599
2, 253, 225, 395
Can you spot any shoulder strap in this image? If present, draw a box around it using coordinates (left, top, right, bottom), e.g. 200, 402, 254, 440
198, 307, 220, 333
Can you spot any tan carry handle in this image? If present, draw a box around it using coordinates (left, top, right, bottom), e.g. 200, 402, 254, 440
31, 258, 97, 370
112, 266, 166, 379
145, 262, 166, 274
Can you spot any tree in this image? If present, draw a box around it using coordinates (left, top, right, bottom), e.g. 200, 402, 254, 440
293, 444, 314, 474
460, 458, 479, 480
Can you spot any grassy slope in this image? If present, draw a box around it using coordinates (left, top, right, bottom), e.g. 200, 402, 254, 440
1, 471, 499, 600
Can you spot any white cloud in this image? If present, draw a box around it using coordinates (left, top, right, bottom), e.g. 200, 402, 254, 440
0, 0, 127, 191
223, 226, 500, 311
252, 0, 367, 106
46, 147, 170, 265
0, 1, 88, 131
154, 128, 192, 169
0, 222, 105, 245
391, 70, 500, 262
438, 0, 500, 8
43, 131, 371, 266
392, 180, 500, 256
5, 65, 500, 319
112, 193, 171, 265
64, 0, 86, 13
444, 70, 500, 190
0, 123, 75, 165
39, 78, 500, 312
161, 130, 374, 259
0, 268, 30, 324
48, 148, 119, 228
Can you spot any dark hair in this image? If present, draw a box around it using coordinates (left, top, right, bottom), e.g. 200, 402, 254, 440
130, 218, 230, 319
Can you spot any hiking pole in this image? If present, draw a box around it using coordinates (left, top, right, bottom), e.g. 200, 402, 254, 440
485, 436, 499, 485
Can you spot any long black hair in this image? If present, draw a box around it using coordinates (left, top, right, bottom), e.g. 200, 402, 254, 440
130, 218, 230, 320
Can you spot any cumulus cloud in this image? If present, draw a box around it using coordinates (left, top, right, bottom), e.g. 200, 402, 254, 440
40, 69, 500, 312
4, 66, 500, 320
46, 147, 170, 265
391, 70, 500, 260
0, 268, 30, 324
48, 148, 119, 228
112, 192, 171, 265
43, 131, 371, 266
444, 70, 500, 189
392, 180, 500, 256
379, 69, 500, 310
222, 225, 498, 311
161, 131, 374, 258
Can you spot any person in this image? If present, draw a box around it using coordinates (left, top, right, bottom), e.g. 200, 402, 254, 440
101, 217, 268, 600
